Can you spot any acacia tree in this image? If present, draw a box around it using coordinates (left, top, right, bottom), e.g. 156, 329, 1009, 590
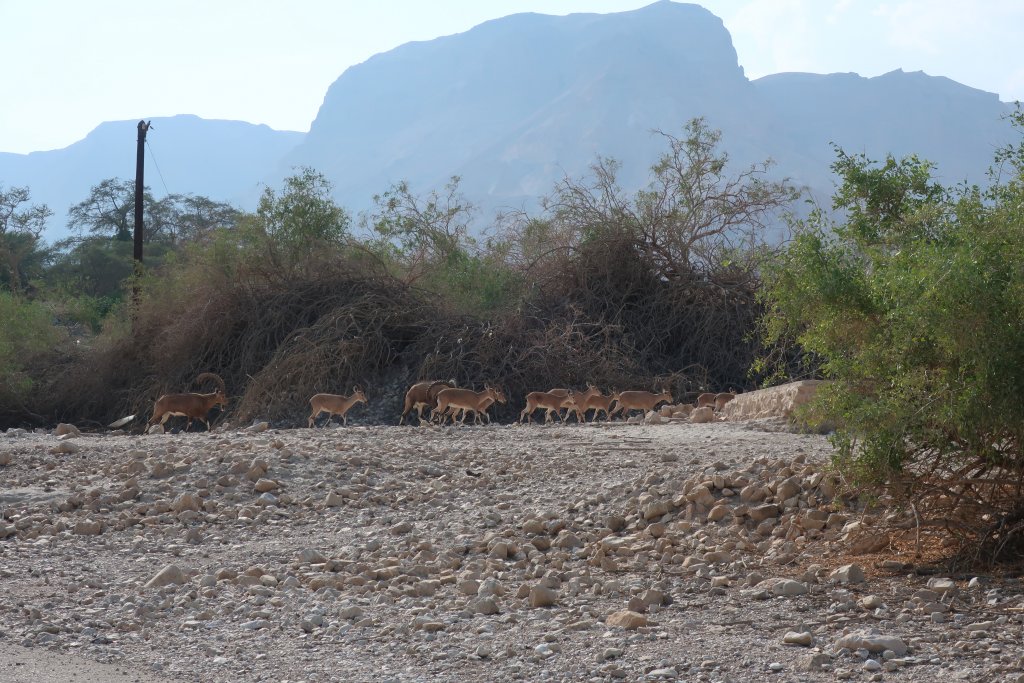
366, 176, 475, 283
67, 178, 139, 241
0, 184, 51, 295
148, 193, 240, 244
55, 179, 240, 299
68, 178, 238, 245
540, 118, 798, 280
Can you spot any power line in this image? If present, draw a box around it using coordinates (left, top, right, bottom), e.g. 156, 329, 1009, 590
145, 139, 171, 197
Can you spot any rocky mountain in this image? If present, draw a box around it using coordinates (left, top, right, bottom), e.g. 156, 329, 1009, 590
2, 1, 1016, 242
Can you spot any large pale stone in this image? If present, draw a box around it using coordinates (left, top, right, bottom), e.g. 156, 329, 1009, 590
834, 630, 908, 656
146, 564, 187, 588
830, 564, 865, 584
254, 478, 278, 493
298, 548, 327, 564
775, 477, 802, 501
748, 504, 780, 522
606, 610, 647, 629
529, 585, 558, 608
73, 519, 103, 536
720, 380, 827, 421
54, 423, 81, 437
767, 579, 809, 596
172, 493, 201, 513
784, 631, 814, 646
690, 407, 715, 423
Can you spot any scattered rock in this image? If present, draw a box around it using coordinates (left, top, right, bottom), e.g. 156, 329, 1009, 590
529, 584, 558, 608
145, 564, 188, 589
605, 610, 647, 629
54, 423, 81, 437
834, 630, 908, 657
783, 630, 814, 646
829, 563, 865, 584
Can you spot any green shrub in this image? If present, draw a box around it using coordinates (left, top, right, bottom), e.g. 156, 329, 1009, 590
0, 292, 64, 404
761, 112, 1024, 563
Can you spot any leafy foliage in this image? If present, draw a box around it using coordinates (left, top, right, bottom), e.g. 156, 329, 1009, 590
240, 167, 350, 273
762, 108, 1024, 563
0, 184, 51, 294
0, 292, 64, 412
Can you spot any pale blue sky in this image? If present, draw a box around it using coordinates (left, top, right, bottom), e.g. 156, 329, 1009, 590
2, 0, 1022, 154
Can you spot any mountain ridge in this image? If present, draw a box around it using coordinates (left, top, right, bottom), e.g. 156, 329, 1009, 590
1, 2, 1016, 241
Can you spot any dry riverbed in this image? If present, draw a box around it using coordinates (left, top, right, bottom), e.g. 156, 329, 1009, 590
0, 421, 1022, 682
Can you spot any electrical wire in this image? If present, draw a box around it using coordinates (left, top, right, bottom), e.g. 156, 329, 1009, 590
145, 139, 171, 197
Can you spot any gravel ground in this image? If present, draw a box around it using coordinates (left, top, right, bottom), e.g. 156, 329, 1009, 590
0, 420, 1022, 682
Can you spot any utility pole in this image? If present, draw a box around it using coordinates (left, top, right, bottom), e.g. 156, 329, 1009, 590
133, 120, 151, 313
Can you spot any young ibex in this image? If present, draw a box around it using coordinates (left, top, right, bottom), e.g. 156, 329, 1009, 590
520, 390, 579, 424
547, 385, 601, 422
575, 389, 617, 422
149, 372, 227, 432
696, 392, 717, 409
432, 386, 505, 425
714, 392, 736, 411
609, 389, 673, 420
308, 387, 367, 427
697, 391, 737, 412
399, 379, 455, 425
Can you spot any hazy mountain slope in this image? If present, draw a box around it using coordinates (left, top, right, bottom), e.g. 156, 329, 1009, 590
0, 115, 303, 241
3, 2, 1017, 242
752, 69, 1013, 189
285, 1, 1014, 217
284, 2, 767, 213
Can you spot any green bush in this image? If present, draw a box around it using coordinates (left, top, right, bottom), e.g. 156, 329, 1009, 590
761, 111, 1024, 562
0, 292, 64, 404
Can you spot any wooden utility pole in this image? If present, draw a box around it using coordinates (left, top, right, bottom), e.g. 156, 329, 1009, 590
133, 120, 151, 312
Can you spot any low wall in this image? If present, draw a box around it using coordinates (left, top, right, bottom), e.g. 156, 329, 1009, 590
719, 380, 827, 421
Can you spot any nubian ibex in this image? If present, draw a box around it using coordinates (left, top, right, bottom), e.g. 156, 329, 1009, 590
308, 387, 367, 427
149, 372, 227, 432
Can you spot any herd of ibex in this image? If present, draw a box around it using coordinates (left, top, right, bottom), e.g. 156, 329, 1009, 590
148, 374, 736, 432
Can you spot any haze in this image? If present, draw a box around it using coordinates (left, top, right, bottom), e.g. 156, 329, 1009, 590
2, 0, 1022, 155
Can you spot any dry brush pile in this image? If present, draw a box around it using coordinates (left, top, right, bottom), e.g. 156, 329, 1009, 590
20, 236, 778, 431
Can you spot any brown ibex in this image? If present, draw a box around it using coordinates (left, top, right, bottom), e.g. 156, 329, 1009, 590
399, 379, 455, 425
308, 387, 367, 427
609, 389, 673, 420
149, 372, 227, 432
432, 386, 505, 425
520, 390, 579, 424
714, 392, 736, 411
575, 389, 617, 422
547, 385, 601, 422
696, 392, 718, 409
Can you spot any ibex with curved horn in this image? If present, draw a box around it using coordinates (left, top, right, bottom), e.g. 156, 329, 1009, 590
149, 372, 227, 432
309, 386, 368, 427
